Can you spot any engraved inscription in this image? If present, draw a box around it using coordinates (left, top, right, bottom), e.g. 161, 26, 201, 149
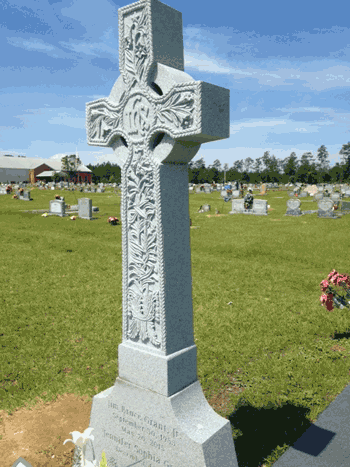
105, 401, 179, 466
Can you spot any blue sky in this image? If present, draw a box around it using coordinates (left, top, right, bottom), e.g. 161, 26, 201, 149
1, 0, 350, 171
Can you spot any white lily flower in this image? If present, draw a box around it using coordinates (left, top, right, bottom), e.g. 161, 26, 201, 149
63, 427, 98, 467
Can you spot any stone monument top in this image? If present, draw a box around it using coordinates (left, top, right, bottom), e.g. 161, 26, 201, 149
84, 0, 236, 466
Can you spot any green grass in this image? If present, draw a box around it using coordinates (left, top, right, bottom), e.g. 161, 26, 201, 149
1, 186, 350, 466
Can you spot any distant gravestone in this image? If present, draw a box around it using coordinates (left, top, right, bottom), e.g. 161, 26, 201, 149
318, 199, 338, 219
306, 185, 318, 196
299, 192, 307, 197
78, 198, 93, 220
314, 192, 324, 202
330, 192, 341, 203
48, 199, 66, 217
16, 190, 33, 201
285, 198, 303, 216
202, 204, 210, 212
340, 201, 350, 212
231, 189, 240, 198
229, 199, 268, 215
195, 187, 201, 194
83, 1, 236, 466
260, 184, 267, 195
204, 186, 211, 193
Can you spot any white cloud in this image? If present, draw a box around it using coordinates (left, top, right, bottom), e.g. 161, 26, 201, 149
59, 41, 118, 58
230, 120, 287, 134
48, 112, 85, 129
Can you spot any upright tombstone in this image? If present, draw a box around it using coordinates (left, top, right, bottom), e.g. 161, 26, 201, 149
229, 199, 268, 215
314, 192, 324, 203
285, 198, 303, 216
259, 184, 267, 195
318, 199, 338, 219
16, 190, 33, 201
48, 199, 66, 217
330, 192, 341, 204
78, 198, 93, 220
340, 200, 350, 213
84, 1, 236, 466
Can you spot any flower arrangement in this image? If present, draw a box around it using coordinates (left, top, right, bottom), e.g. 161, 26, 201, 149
320, 270, 350, 311
63, 428, 109, 467
55, 194, 61, 199
108, 216, 119, 225
13, 194, 18, 199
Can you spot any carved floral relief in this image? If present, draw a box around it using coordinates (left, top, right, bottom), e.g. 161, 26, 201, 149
125, 148, 161, 347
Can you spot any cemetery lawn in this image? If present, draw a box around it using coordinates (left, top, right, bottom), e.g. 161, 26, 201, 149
1, 186, 350, 467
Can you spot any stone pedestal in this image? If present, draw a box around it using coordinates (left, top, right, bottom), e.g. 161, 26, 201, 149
85, 379, 236, 467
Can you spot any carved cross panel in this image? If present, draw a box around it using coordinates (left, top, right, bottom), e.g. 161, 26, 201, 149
86, 0, 229, 354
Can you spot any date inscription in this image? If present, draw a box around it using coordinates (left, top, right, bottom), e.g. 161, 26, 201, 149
103, 401, 181, 466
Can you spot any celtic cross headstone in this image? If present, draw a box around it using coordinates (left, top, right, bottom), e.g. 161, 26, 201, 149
84, 0, 236, 466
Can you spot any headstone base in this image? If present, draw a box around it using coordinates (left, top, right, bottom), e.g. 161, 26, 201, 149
284, 209, 304, 216
229, 209, 267, 216
318, 210, 339, 218
46, 212, 67, 217
83, 379, 238, 467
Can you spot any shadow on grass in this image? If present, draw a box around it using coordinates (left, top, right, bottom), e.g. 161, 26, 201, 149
228, 397, 333, 466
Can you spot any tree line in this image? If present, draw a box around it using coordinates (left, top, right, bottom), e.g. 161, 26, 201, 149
59, 143, 350, 186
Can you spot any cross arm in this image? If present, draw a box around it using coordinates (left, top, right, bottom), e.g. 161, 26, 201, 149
86, 97, 126, 147
152, 80, 230, 144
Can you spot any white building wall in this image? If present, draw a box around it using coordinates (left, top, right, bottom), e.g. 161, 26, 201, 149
0, 168, 30, 184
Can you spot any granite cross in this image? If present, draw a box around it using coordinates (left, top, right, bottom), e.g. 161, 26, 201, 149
85, 0, 236, 466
